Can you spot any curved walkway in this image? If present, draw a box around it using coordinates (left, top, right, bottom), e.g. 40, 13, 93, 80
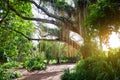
15, 63, 75, 80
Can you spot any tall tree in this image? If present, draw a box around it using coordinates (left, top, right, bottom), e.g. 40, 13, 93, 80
0, 0, 34, 62
1, 0, 120, 58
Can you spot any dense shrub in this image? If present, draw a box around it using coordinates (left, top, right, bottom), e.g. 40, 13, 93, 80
1, 61, 20, 69
62, 54, 120, 80
0, 67, 9, 80
0, 70, 22, 80
0, 62, 22, 80
23, 56, 47, 71
62, 68, 77, 80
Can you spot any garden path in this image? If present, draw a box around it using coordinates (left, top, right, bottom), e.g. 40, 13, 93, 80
15, 63, 75, 80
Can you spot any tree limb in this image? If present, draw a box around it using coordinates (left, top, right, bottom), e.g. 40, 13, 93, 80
14, 28, 80, 49
13, 29, 59, 41
22, 0, 73, 24
0, 11, 9, 24
8, 5, 59, 25
1, 26, 80, 49
0, 1, 9, 24
0, 26, 58, 41
8, 5, 80, 34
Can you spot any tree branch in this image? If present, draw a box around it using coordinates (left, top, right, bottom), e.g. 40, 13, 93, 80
0, 11, 9, 24
23, 0, 73, 24
14, 28, 80, 49
9, 4, 79, 33
8, 5, 59, 25
0, 26, 59, 41
8, 1, 80, 35
1, 26, 80, 49
0, 1, 9, 24
13, 29, 59, 41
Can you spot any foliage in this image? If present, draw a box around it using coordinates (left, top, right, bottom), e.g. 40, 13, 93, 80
0, 69, 22, 80
23, 55, 47, 71
62, 49, 120, 80
61, 68, 75, 80
64, 57, 79, 63
0, 49, 8, 63
0, 67, 9, 80
0, 62, 22, 80
53, 0, 70, 10
0, 0, 34, 62
0, 69, 11, 80
106, 48, 120, 76
86, 0, 120, 28
80, 41, 101, 58
10, 71, 22, 79
85, 0, 120, 41
1, 61, 20, 69
38, 41, 67, 63
38, 41, 80, 64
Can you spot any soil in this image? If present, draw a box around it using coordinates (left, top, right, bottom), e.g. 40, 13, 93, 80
15, 63, 75, 80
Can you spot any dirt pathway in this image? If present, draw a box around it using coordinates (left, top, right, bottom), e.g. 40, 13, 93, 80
15, 63, 75, 80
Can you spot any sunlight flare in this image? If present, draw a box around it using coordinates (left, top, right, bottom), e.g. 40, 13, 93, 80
109, 32, 120, 48
103, 32, 120, 51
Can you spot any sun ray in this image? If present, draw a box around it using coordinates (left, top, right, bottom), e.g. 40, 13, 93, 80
109, 32, 120, 48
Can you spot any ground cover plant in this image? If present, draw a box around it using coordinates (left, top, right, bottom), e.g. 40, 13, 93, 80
62, 49, 120, 80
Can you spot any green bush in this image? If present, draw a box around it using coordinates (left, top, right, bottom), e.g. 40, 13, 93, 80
10, 71, 22, 79
0, 67, 9, 80
0, 66, 22, 80
23, 56, 46, 71
62, 68, 77, 80
1, 61, 20, 69
0, 61, 21, 80
62, 55, 120, 80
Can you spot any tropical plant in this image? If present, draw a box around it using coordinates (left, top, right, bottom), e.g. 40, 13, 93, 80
23, 55, 46, 71
0, 0, 34, 62
62, 51, 120, 80
0, 63, 22, 80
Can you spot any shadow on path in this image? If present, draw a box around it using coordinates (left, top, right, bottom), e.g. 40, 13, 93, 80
15, 63, 75, 80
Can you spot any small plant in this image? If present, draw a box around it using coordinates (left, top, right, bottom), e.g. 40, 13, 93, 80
1, 61, 20, 69
23, 56, 47, 71
0, 66, 22, 80
0, 67, 8, 80
61, 68, 72, 80
10, 71, 22, 79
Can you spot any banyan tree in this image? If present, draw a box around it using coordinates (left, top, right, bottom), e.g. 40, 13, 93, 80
1, 0, 120, 58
